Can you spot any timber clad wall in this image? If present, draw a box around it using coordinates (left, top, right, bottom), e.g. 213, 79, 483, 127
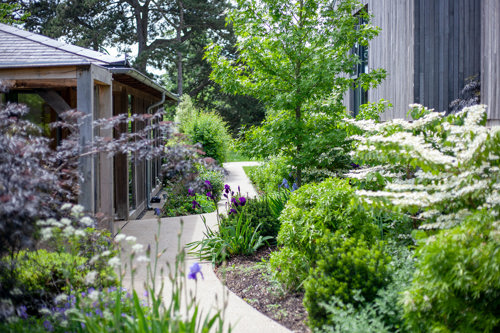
481, 0, 500, 123
360, 0, 486, 120
367, 0, 415, 120
413, 0, 480, 114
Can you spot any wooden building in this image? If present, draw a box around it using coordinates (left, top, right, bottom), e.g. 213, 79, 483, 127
347, 0, 499, 125
0, 23, 178, 229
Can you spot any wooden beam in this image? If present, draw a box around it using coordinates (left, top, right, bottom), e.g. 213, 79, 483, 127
11, 79, 77, 89
36, 89, 72, 115
0, 66, 77, 80
90, 64, 112, 86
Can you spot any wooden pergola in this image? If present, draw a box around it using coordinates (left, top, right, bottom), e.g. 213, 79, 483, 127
0, 23, 178, 231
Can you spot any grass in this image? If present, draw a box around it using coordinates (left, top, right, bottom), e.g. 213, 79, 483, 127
226, 148, 251, 162
242, 165, 258, 179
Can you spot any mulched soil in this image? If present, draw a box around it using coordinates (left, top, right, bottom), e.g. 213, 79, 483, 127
215, 247, 310, 333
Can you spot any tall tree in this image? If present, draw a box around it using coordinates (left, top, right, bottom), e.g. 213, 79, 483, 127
206, 0, 386, 185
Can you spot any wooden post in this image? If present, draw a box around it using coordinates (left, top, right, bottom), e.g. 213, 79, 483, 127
77, 66, 95, 214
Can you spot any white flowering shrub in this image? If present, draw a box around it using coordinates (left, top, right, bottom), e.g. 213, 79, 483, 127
346, 104, 500, 332
346, 104, 500, 230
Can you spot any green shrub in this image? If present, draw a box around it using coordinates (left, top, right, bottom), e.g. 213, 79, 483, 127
304, 232, 391, 329
220, 196, 281, 241
183, 111, 231, 164
4, 250, 88, 295
198, 165, 225, 202
320, 243, 414, 333
268, 178, 378, 290
402, 211, 500, 333
246, 155, 292, 193
174, 94, 197, 132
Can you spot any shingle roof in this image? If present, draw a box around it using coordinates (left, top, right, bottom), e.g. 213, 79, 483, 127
0, 23, 126, 67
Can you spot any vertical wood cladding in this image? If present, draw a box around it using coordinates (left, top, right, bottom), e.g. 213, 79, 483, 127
365, 0, 481, 119
367, 0, 415, 120
481, 0, 500, 123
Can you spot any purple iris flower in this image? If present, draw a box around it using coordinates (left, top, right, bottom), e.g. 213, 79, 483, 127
17, 305, 28, 319
154, 208, 161, 215
192, 200, 200, 209
188, 188, 195, 197
280, 178, 289, 189
188, 262, 204, 281
224, 184, 231, 193
228, 208, 237, 215
231, 197, 238, 207
204, 180, 212, 189
206, 191, 214, 200
238, 197, 246, 207
292, 183, 299, 191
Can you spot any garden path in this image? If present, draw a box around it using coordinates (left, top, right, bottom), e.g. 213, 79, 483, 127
116, 162, 291, 333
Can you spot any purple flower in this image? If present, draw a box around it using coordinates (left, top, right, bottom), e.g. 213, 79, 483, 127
224, 184, 231, 193
231, 197, 238, 207
204, 180, 212, 189
188, 262, 204, 281
280, 178, 289, 189
154, 208, 161, 215
188, 188, 195, 197
43, 320, 53, 332
228, 208, 237, 215
192, 200, 200, 209
206, 191, 214, 200
238, 197, 246, 207
292, 183, 299, 191
17, 305, 28, 319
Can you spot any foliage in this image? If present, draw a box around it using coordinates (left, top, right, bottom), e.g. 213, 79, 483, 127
183, 111, 231, 164
197, 165, 225, 202
346, 104, 500, 230
188, 212, 271, 266
319, 244, 414, 333
246, 155, 292, 194
303, 232, 391, 329
207, 0, 386, 185
347, 104, 500, 332
448, 75, 480, 114
402, 211, 500, 333
356, 99, 393, 121
174, 95, 198, 133
269, 178, 379, 290
220, 196, 281, 241
0, 221, 227, 332
0, 2, 29, 24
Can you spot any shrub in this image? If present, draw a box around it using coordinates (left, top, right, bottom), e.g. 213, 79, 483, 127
246, 155, 293, 193
303, 232, 391, 329
402, 211, 500, 333
173, 94, 197, 132
319, 243, 415, 333
197, 165, 225, 202
220, 196, 281, 241
269, 178, 378, 290
183, 111, 231, 164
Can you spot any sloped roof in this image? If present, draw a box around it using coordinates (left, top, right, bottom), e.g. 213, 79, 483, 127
0, 23, 178, 101
0, 23, 125, 67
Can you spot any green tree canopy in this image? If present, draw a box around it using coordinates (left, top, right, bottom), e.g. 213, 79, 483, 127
206, 0, 386, 184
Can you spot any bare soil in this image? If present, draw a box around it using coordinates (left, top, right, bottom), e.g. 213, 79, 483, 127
215, 247, 310, 333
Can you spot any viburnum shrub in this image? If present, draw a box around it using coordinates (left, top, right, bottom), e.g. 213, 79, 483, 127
346, 104, 500, 332
303, 232, 391, 329
268, 178, 378, 290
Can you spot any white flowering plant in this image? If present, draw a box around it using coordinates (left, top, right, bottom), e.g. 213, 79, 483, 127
346, 104, 500, 332
346, 104, 500, 230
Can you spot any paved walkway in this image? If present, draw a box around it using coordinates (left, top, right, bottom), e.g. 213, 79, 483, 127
116, 162, 292, 333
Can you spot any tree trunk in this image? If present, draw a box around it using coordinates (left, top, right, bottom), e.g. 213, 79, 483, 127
176, 0, 184, 97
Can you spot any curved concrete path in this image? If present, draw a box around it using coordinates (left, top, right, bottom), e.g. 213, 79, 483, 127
116, 162, 292, 333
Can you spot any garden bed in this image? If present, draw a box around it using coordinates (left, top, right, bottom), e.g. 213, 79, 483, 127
215, 246, 310, 333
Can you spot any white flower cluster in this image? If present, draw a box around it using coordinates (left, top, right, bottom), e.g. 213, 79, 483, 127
346, 104, 500, 229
